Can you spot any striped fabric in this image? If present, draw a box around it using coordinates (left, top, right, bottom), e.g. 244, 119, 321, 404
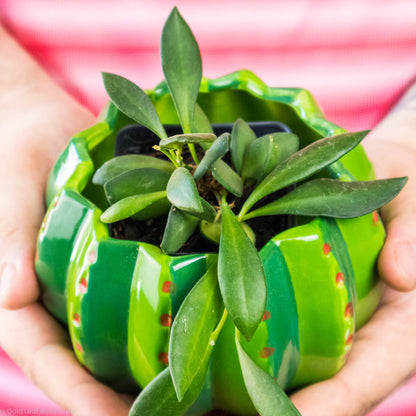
0, 0, 416, 414
1, 0, 416, 131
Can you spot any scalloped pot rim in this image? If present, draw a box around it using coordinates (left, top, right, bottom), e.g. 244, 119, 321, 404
36, 70, 384, 415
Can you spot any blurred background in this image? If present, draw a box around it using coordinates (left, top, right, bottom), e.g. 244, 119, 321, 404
1, 0, 416, 414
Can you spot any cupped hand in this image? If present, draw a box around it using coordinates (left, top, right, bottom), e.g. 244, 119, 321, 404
291, 85, 416, 416
0, 304, 134, 415
0, 26, 134, 415
0, 102, 135, 414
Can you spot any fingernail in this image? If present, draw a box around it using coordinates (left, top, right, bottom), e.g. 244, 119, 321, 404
395, 242, 416, 289
0, 262, 15, 305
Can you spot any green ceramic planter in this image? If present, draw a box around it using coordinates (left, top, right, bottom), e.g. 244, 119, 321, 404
36, 70, 384, 415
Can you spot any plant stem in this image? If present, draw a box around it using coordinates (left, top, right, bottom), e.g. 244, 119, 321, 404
214, 209, 222, 223
222, 192, 247, 223
188, 143, 200, 165
154, 145, 181, 168
237, 204, 251, 222
176, 147, 184, 166
200, 307, 228, 367
239, 211, 256, 222
211, 308, 228, 341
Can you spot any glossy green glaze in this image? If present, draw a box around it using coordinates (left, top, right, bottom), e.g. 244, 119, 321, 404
36, 70, 384, 414
68, 236, 140, 392
128, 246, 215, 388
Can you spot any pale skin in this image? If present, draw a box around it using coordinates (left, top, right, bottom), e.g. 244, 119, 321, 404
0, 25, 415, 416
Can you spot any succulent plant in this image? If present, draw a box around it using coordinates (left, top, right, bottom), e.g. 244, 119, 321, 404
89, 7, 407, 416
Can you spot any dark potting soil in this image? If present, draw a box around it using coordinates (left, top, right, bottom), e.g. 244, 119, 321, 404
111, 216, 220, 254
110, 179, 295, 254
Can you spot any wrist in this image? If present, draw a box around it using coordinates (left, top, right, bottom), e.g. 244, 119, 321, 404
365, 80, 416, 150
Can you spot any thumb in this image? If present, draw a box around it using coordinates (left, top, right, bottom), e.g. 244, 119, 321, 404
0, 154, 46, 309
0, 88, 95, 310
378, 195, 416, 292
364, 139, 416, 292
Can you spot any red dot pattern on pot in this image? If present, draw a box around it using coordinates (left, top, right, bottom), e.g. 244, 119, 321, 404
160, 314, 172, 327
88, 250, 97, 264
262, 311, 271, 321
336, 272, 344, 285
372, 211, 379, 226
260, 347, 275, 358
158, 352, 169, 365
258, 312, 275, 360
162, 281, 175, 293
323, 243, 331, 255
159, 280, 175, 367
342, 296, 354, 348
78, 274, 88, 295
72, 267, 93, 367
334, 269, 354, 348
345, 302, 353, 318
73, 313, 81, 327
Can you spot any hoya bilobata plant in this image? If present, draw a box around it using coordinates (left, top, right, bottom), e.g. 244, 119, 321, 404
92, 7, 406, 416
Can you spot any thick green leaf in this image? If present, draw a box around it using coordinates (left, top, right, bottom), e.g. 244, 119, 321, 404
200, 219, 255, 245
160, 206, 200, 254
211, 160, 244, 197
161, 7, 202, 133
104, 168, 171, 220
236, 335, 302, 416
183, 198, 216, 222
102, 73, 167, 139
230, 118, 257, 174
159, 133, 216, 150
193, 104, 214, 134
241, 133, 279, 181
241, 221, 256, 245
245, 177, 408, 220
104, 168, 170, 204
200, 220, 221, 244
167, 167, 202, 213
242, 132, 300, 181
166, 166, 216, 221
170, 263, 223, 400
93, 154, 174, 186
272, 132, 300, 163
129, 366, 206, 416
194, 133, 231, 181
218, 198, 266, 341
240, 130, 369, 217
100, 191, 167, 223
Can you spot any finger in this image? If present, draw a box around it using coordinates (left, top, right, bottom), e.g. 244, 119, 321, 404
363, 139, 416, 291
0, 105, 94, 309
0, 154, 45, 309
290, 287, 416, 416
378, 209, 416, 292
377, 148, 416, 291
0, 303, 134, 415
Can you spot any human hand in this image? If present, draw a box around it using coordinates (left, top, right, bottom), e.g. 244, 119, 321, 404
0, 305, 134, 415
0, 27, 133, 416
291, 82, 416, 416
0, 119, 135, 415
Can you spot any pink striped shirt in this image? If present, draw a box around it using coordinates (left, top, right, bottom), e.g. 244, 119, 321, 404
1, 0, 416, 414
